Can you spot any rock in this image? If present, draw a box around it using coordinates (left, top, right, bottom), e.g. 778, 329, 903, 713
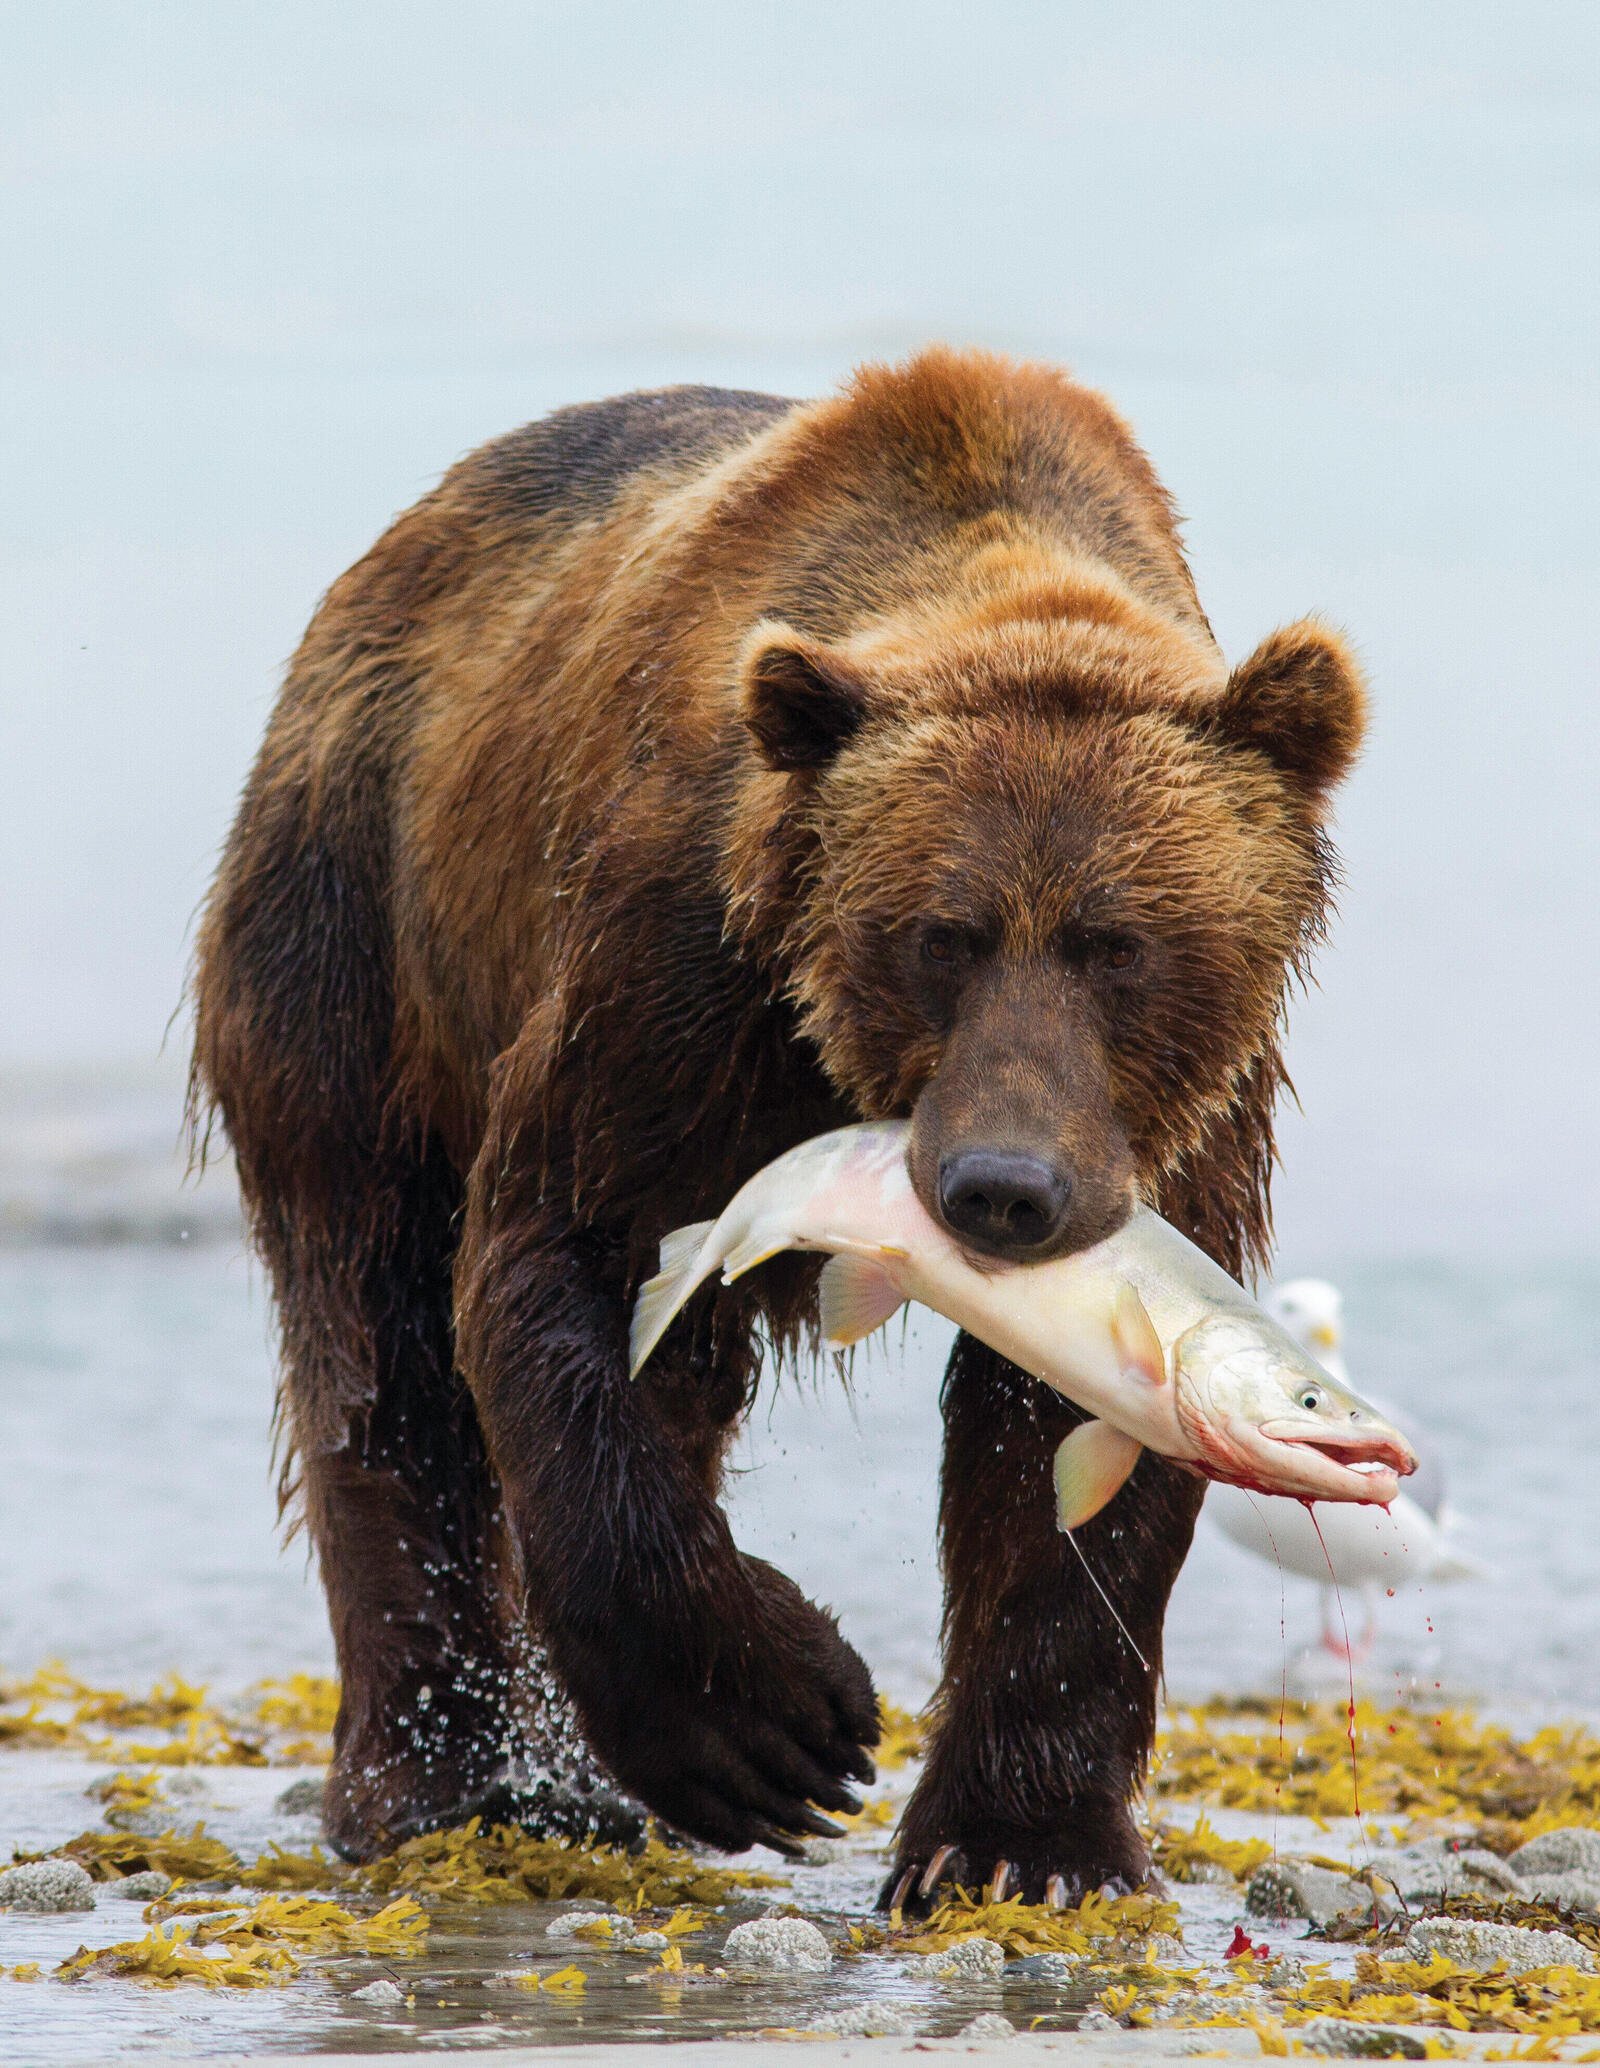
1404, 1917, 1595, 1974
959, 2012, 1017, 2038
0, 1859, 97, 1912
1185, 1860, 1237, 1885
722, 1916, 833, 1972
810, 2006, 924, 2036
1077, 2008, 1121, 2032
802, 1838, 852, 1865
1520, 1870, 1600, 1912
1247, 1858, 1368, 1925
1508, 1827, 1600, 1880
546, 1907, 620, 1938
1008, 1950, 1083, 1985
275, 1778, 326, 1817
113, 1870, 172, 1901
351, 1978, 406, 2006
626, 1930, 669, 1952
920, 1935, 1006, 1981
1367, 1840, 1526, 1904
1146, 1934, 1187, 1965
1295, 2016, 1428, 2058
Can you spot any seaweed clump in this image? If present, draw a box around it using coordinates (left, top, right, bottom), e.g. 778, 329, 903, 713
892, 1885, 1180, 1960
17, 1827, 243, 1886
1151, 1812, 1274, 1884
0, 1662, 339, 1767
352, 1817, 785, 1908
55, 1893, 427, 1990
1153, 1699, 1600, 1835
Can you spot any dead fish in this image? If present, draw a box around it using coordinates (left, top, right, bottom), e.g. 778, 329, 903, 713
630, 1122, 1416, 1526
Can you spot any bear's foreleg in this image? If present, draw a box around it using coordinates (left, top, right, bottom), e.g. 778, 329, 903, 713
454, 1187, 881, 1857
883, 1329, 1206, 1911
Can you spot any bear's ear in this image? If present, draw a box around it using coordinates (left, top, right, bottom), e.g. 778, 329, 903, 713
739, 624, 870, 772
1210, 620, 1368, 803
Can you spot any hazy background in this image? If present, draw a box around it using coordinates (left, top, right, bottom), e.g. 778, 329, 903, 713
2, 6, 1598, 1710
4, 0, 1597, 1257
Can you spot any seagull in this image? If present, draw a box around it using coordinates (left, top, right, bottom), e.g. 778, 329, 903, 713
1205, 1278, 1487, 1658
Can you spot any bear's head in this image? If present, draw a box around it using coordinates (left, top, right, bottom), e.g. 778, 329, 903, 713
731, 591, 1365, 1265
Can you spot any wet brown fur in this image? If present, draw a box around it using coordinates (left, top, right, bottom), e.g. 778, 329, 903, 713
191, 349, 1364, 1884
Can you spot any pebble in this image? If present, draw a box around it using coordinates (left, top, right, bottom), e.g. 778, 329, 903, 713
920, 1934, 1006, 1981
722, 1916, 833, 1972
350, 1978, 406, 2006
810, 2005, 925, 2036
1008, 1950, 1084, 1985
1247, 1858, 1370, 1926
1521, 1869, 1600, 1911
112, 1870, 173, 1901
1368, 1840, 1525, 1904
959, 2012, 1018, 2038
0, 1859, 97, 1912
1405, 1917, 1596, 1974
546, 1908, 628, 1939
1508, 1826, 1600, 1879
274, 1778, 326, 1817
1295, 2016, 1428, 2058
1077, 2008, 1121, 2032
625, 1930, 669, 1952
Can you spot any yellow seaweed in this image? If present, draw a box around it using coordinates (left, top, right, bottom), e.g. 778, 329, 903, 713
894, 1886, 1179, 1958
352, 1818, 784, 1908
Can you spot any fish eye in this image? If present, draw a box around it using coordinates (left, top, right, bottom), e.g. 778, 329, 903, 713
1296, 1386, 1323, 1411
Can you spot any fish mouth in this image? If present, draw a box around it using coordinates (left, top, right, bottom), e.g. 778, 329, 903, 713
1256, 1422, 1417, 1478
1194, 1422, 1416, 1507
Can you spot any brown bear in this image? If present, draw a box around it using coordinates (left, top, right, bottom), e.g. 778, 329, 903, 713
191, 348, 1365, 1903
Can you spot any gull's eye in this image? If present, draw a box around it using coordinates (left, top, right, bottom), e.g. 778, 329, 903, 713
1297, 1386, 1323, 1412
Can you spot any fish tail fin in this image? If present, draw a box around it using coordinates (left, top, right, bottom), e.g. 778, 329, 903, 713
629, 1220, 716, 1378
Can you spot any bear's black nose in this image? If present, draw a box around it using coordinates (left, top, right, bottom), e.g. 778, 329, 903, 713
937, 1149, 1072, 1253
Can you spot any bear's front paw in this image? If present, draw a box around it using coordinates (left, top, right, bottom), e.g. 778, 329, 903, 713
559, 1556, 880, 1857
880, 1799, 1154, 1914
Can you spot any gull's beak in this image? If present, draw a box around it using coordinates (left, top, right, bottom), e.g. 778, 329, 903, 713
1310, 1323, 1339, 1350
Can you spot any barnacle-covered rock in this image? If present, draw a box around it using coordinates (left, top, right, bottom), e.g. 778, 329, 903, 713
0, 1859, 96, 1912
1403, 1916, 1595, 1974
722, 1915, 832, 1971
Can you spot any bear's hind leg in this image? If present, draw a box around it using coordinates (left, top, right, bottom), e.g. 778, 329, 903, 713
269, 1138, 525, 1860
882, 1330, 1205, 1911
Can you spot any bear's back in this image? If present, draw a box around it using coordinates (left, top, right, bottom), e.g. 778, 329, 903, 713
467, 384, 796, 528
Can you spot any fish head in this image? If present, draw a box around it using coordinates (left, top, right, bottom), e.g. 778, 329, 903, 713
1171, 1314, 1417, 1506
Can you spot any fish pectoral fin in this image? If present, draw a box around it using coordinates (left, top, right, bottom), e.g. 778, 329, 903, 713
1111, 1283, 1167, 1386
819, 1252, 908, 1348
629, 1220, 717, 1378
1054, 1421, 1145, 1531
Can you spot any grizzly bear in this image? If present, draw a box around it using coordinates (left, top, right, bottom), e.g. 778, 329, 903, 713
192, 348, 1365, 1904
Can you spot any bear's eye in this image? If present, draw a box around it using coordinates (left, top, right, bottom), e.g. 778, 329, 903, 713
1103, 937, 1141, 972
922, 926, 962, 967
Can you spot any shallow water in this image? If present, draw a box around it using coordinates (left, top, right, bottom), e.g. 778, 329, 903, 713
4, 1239, 1600, 1715
2, 1238, 1597, 2056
